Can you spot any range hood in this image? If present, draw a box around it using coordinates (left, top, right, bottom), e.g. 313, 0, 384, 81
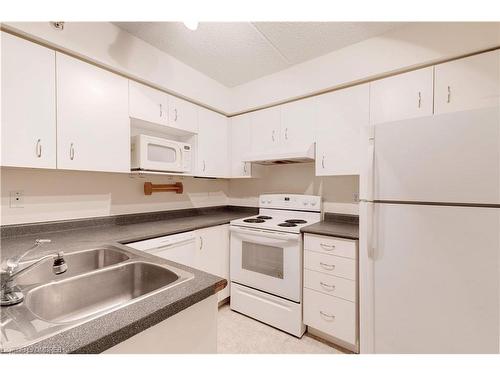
243, 143, 315, 165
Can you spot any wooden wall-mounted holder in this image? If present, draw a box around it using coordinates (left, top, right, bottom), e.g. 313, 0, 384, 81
144, 182, 183, 195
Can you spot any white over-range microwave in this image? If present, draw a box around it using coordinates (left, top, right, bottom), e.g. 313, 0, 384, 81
131, 134, 192, 173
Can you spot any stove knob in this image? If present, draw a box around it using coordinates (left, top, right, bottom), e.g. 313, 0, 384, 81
303, 201, 309, 206
267, 200, 271, 204
311, 201, 316, 206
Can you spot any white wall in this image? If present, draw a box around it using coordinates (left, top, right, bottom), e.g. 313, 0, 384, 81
230, 22, 500, 113
0, 168, 229, 225
1, 22, 232, 114
228, 163, 359, 215
0, 164, 358, 225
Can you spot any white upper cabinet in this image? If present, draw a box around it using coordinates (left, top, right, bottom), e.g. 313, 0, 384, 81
56, 53, 130, 173
250, 106, 281, 154
129, 81, 168, 126
280, 97, 316, 151
370, 67, 434, 125
168, 95, 199, 133
229, 113, 252, 178
197, 107, 229, 177
316, 84, 369, 176
434, 50, 500, 114
1, 32, 56, 169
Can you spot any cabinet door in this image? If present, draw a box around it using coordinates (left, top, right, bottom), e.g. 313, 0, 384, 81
280, 97, 316, 152
56, 53, 130, 172
168, 95, 199, 133
129, 80, 168, 125
1, 32, 56, 169
195, 225, 230, 301
250, 106, 281, 154
316, 84, 369, 176
370, 67, 434, 125
197, 108, 228, 177
434, 50, 499, 114
229, 113, 252, 177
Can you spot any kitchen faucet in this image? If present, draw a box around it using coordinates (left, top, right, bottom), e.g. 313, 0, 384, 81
1, 239, 67, 306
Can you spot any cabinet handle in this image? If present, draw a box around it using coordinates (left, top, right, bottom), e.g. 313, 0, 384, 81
243, 163, 247, 173
447, 86, 451, 103
320, 243, 335, 251
321, 154, 325, 169
174, 108, 178, 121
35, 139, 42, 158
319, 262, 335, 271
159, 104, 163, 118
320, 281, 336, 290
272, 130, 275, 142
69, 143, 75, 160
417, 91, 422, 108
203, 160, 206, 172
285, 128, 288, 140
199, 236, 203, 250
319, 311, 335, 321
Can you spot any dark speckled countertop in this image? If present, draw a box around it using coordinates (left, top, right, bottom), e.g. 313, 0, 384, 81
301, 213, 359, 240
0, 206, 257, 353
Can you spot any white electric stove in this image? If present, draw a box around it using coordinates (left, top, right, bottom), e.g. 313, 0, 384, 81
229, 194, 322, 337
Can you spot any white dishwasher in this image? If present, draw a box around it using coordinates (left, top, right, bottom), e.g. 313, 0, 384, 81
126, 231, 197, 267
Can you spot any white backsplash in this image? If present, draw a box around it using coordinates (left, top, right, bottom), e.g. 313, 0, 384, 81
1, 164, 358, 225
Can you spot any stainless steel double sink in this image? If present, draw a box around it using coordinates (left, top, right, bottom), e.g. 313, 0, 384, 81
1, 245, 193, 352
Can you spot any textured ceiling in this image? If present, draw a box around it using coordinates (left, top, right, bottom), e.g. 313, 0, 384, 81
114, 22, 403, 87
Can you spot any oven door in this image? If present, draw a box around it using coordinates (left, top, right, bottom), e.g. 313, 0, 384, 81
140, 136, 184, 172
229, 226, 302, 302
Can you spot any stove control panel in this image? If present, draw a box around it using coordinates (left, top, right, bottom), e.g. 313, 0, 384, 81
259, 194, 321, 212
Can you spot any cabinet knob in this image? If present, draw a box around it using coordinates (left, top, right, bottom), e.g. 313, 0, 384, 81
174, 108, 178, 121
272, 130, 275, 142
285, 128, 288, 140
319, 311, 335, 321
203, 160, 206, 172
417, 91, 422, 108
447, 86, 451, 103
322, 154, 325, 169
35, 139, 42, 158
243, 162, 247, 173
159, 103, 163, 118
69, 143, 75, 160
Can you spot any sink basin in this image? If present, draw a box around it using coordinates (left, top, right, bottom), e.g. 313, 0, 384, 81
25, 262, 179, 324
15, 246, 130, 285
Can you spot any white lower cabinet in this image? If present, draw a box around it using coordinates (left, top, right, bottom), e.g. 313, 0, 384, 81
56, 53, 130, 172
303, 233, 359, 352
195, 225, 230, 302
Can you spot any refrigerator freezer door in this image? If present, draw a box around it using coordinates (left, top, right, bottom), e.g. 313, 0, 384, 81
374, 107, 500, 204
372, 203, 499, 353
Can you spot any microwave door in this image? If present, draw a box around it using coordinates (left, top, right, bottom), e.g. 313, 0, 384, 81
143, 140, 182, 172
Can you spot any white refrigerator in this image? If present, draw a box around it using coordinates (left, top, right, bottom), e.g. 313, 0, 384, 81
359, 107, 500, 353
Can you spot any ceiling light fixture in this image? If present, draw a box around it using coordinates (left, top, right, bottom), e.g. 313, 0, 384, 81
183, 21, 198, 31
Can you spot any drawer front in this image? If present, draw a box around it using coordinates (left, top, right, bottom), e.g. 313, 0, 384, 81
303, 288, 357, 345
304, 234, 357, 259
304, 270, 356, 302
304, 250, 356, 280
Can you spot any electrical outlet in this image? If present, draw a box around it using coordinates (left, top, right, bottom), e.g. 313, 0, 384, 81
353, 192, 360, 202
10, 191, 24, 208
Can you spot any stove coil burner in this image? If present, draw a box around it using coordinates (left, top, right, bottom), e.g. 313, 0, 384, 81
285, 219, 307, 224
256, 216, 272, 220
278, 222, 297, 227
243, 218, 266, 223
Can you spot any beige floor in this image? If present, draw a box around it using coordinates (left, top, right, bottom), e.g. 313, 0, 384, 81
217, 304, 343, 354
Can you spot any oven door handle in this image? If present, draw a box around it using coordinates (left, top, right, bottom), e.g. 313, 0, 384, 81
229, 226, 300, 241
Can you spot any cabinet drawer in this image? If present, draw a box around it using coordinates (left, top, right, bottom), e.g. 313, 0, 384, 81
304, 250, 356, 280
304, 234, 357, 259
303, 288, 357, 345
304, 270, 356, 302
